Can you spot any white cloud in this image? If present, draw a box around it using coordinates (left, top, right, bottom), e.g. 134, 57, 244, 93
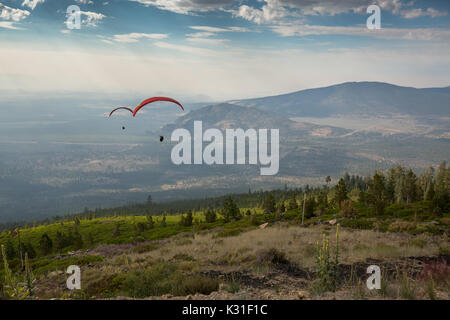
270, 24, 450, 41
75, 0, 94, 4
0, 3, 30, 21
100, 39, 114, 45
154, 41, 216, 55
21, 0, 45, 10
113, 33, 168, 43
186, 37, 228, 45
130, 0, 234, 14
273, 0, 403, 16
0, 21, 22, 29
189, 25, 248, 33
234, 0, 447, 22
401, 8, 448, 19
62, 10, 105, 27
80, 11, 106, 26
186, 25, 248, 45
187, 31, 216, 38
235, 0, 292, 24
189, 26, 228, 33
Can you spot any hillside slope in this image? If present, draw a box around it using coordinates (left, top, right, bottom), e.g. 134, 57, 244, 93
229, 82, 450, 117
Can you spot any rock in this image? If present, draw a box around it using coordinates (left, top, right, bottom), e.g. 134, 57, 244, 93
259, 223, 269, 229
297, 290, 308, 300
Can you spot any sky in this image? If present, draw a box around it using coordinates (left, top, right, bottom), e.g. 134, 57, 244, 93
0, 0, 449, 101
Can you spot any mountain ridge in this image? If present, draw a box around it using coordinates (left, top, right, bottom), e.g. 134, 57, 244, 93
228, 81, 450, 117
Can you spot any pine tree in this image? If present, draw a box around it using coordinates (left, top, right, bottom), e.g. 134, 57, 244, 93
287, 193, 298, 210
112, 223, 121, 237
5, 239, 16, 260
303, 197, 316, 219
222, 196, 241, 222
74, 232, 83, 250
146, 215, 155, 229
161, 215, 167, 227
404, 169, 418, 204
262, 194, 276, 214
204, 209, 217, 223
24, 240, 36, 259
39, 233, 53, 255
367, 172, 386, 215
334, 179, 348, 208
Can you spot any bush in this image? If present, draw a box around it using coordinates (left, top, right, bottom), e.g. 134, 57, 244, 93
179, 211, 193, 227
255, 248, 289, 265
204, 210, 217, 223
122, 262, 218, 298
314, 225, 340, 293
38, 233, 53, 256
172, 253, 195, 261
177, 275, 219, 295
250, 215, 260, 226
388, 221, 417, 233
409, 237, 427, 248
82, 274, 125, 298
341, 218, 373, 230
214, 228, 242, 238
340, 200, 357, 218
133, 243, 157, 254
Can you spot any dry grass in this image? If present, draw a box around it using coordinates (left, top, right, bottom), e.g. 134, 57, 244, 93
126, 223, 447, 269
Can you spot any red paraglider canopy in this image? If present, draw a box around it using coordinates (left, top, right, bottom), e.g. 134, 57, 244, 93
132, 97, 184, 117
109, 107, 133, 117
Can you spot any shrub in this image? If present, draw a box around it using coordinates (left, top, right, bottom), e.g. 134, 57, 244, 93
112, 223, 121, 238
38, 233, 53, 256
340, 200, 358, 218
255, 248, 289, 265
177, 275, 219, 295
146, 216, 155, 229
399, 273, 416, 300
226, 274, 241, 293
1, 245, 31, 299
179, 211, 193, 227
214, 228, 242, 238
422, 259, 449, 284
341, 218, 373, 230
122, 262, 218, 298
136, 222, 147, 234
409, 237, 427, 248
388, 221, 417, 233
172, 253, 195, 261
303, 197, 316, 219
250, 215, 260, 226
133, 243, 157, 254
314, 224, 340, 293
82, 274, 125, 298
204, 210, 217, 223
